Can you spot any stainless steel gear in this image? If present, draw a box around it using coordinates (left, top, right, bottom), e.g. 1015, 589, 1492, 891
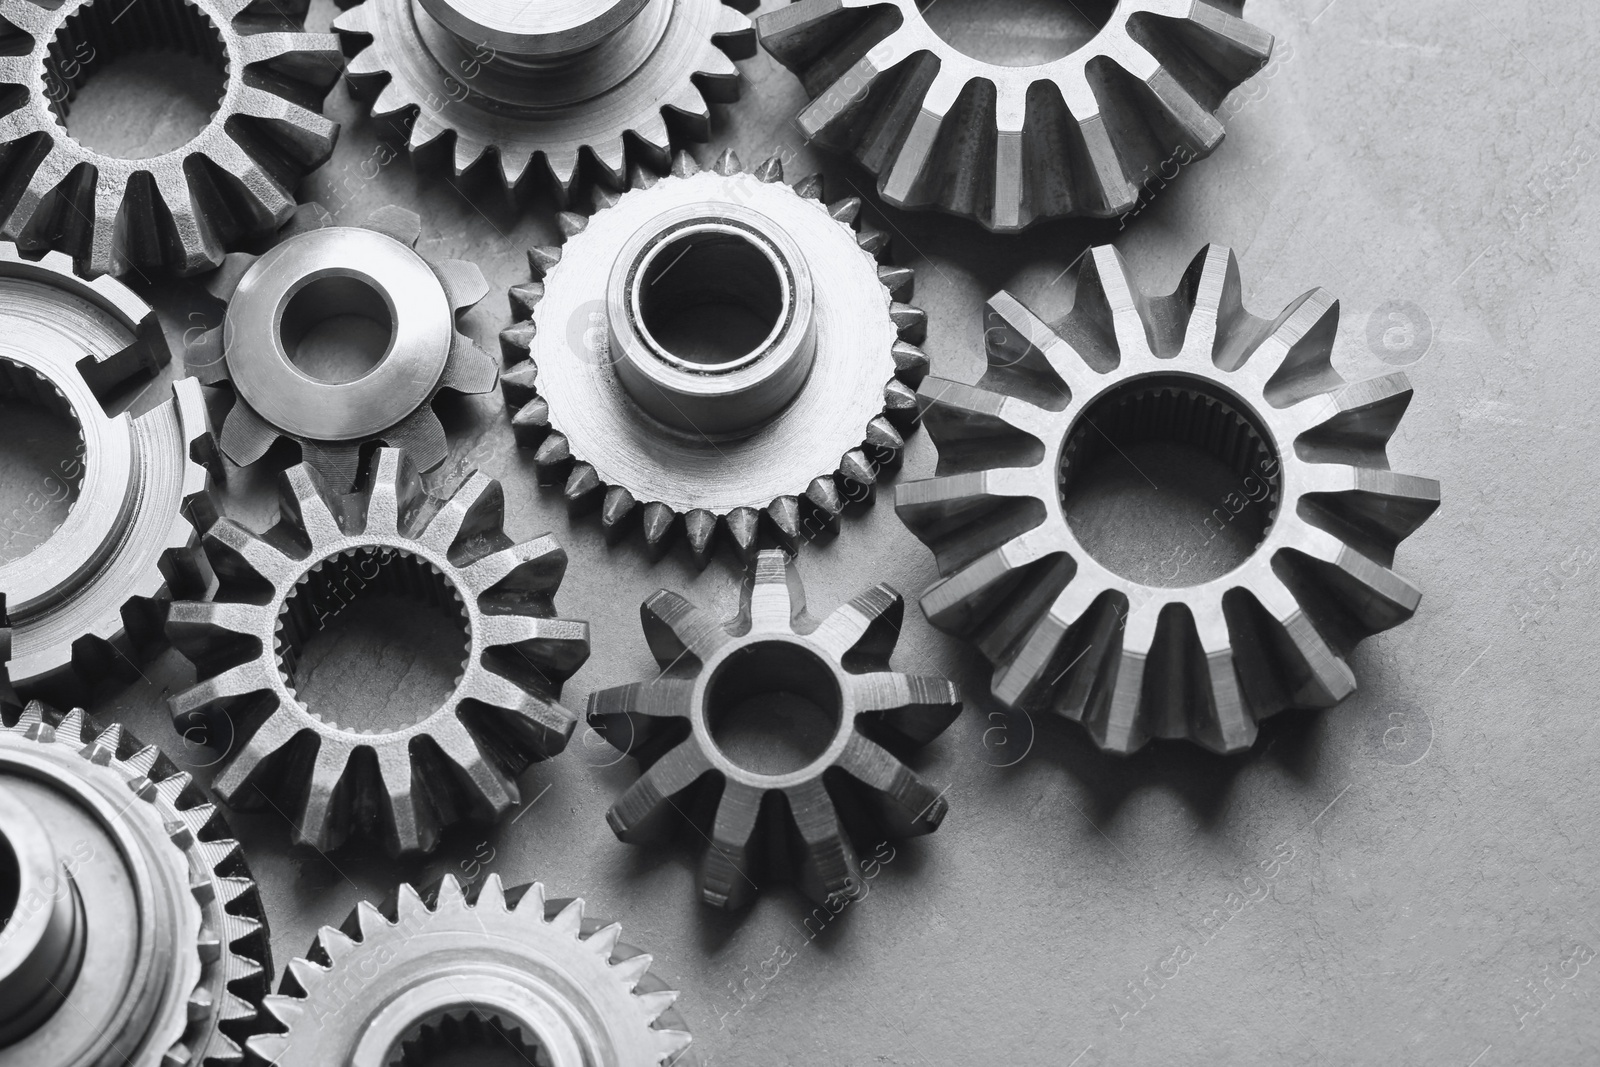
0, 0, 340, 277
165, 447, 590, 855
0, 701, 270, 1066
757, 0, 1273, 231
590, 548, 961, 909
249, 874, 691, 1066
334, 0, 756, 199
189, 206, 498, 491
0, 242, 214, 704
896, 244, 1441, 754
500, 149, 929, 568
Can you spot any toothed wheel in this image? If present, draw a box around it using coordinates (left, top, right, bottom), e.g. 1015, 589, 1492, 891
250, 875, 692, 1067
164, 448, 591, 855
334, 0, 756, 200
190, 206, 498, 491
896, 245, 1441, 754
756, 0, 1273, 231
590, 549, 961, 909
0, 0, 340, 277
0, 702, 271, 1066
500, 149, 929, 568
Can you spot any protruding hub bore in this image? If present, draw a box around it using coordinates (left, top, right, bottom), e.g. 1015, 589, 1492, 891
0, 787, 85, 1044
421, 0, 651, 59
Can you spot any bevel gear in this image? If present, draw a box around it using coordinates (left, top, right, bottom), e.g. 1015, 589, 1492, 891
249, 874, 692, 1066
590, 549, 961, 909
0, 242, 213, 704
165, 448, 590, 855
334, 0, 756, 200
500, 149, 929, 568
190, 206, 497, 491
0, 701, 270, 1066
896, 244, 1441, 754
757, 0, 1273, 231
0, 0, 340, 277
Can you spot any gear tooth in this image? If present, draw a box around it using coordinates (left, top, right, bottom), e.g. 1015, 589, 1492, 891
16, 701, 45, 734
654, 1026, 694, 1060
56, 708, 89, 745
754, 155, 784, 183
550, 896, 585, 936
671, 150, 700, 177
356, 900, 389, 939
396, 882, 429, 921
533, 431, 572, 481
685, 509, 718, 568
878, 264, 915, 302
509, 281, 546, 319
641, 502, 678, 558
591, 185, 624, 212
435, 874, 468, 910
558, 211, 589, 238
514, 881, 548, 915
839, 449, 877, 497
858, 226, 890, 257
88, 721, 125, 759
628, 164, 661, 191
317, 925, 359, 962
713, 148, 742, 176
601, 486, 638, 541
478, 872, 508, 910
527, 244, 563, 278
891, 340, 931, 385
864, 415, 905, 464
765, 495, 802, 549
829, 197, 862, 226
793, 173, 824, 200
883, 379, 920, 426
725, 507, 760, 562
611, 951, 653, 990
890, 303, 926, 342
287, 957, 327, 995
587, 921, 623, 960
806, 476, 844, 518
511, 398, 553, 446
635, 989, 681, 1020
500, 320, 538, 364
564, 462, 604, 510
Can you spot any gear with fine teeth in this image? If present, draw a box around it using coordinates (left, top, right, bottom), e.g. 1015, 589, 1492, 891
896, 245, 1441, 755
756, 0, 1273, 231
500, 149, 930, 568
0, 702, 271, 1066
334, 0, 756, 199
164, 448, 591, 855
190, 206, 498, 491
250, 874, 692, 1066
590, 549, 961, 909
0, 0, 340, 277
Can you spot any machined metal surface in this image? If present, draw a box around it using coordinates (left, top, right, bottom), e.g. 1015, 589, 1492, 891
165, 447, 590, 855
250, 874, 692, 1066
590, 548, 961, 908
0, 0, 340, 277
0, 702, 269, 1067
757, 0, 1273, 231
500, 149, 930, 567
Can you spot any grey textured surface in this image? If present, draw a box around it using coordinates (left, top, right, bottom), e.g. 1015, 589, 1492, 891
45, 0, 1600, 1063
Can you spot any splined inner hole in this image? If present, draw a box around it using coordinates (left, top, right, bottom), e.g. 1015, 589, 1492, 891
0, 360, 85, 565
637, 230, 784, 367
706, 641, 842, 776
278, 548, 470, 732
45, 0, 229, 158
1060, 375, 1281, 588
0, 829, 19, 928
280, 275, 397, 384
390, 1011, 552, 1067
915, 0, 1117, 67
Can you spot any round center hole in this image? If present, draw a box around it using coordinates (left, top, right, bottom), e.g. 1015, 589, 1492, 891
279, 549, 470, 732
280, 275, 397, 384
706, 641, 842, 776
916, 0, 1117, 66
637, 229, 784, 366
0, 361, 85, 565
46, 0, 229, 158
0, 829, 19, 930
1060, 375, 1281, 588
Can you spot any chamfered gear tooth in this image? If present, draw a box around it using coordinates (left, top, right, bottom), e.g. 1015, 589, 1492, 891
164, 449, 590, 855
896, 245, 1440, 755
592, 550, 962, 908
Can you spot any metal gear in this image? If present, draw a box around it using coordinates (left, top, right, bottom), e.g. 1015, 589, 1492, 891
590, 548, 961, 909
0, 242, 214, 704
499, 149, 929, 568
333, 0, 757, 199
756, 0, 1273, 231
0, 0, 340, 277
165, 447, 590, 855
0, 701, 270, 1066
249, 874, 691, 1066
189, 205, 498, 491
895, 244, 1441, 754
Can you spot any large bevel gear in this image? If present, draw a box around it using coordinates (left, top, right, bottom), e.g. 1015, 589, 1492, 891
334, 0, 756, 200
896, 245, 1441, 754
590, 549, 961, 909
190, 206, 497, 492
0, 0, 340, 277
0, 242, 214, 704
0, 702, 270, 1066
165, 448, 590, 855
757, 0, 1273, 231
250, 874, 691, 1066
500, 149, 930, 568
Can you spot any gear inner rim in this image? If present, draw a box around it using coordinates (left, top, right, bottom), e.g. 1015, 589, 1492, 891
0, 358, 87, 566
912, 0, 1120, 68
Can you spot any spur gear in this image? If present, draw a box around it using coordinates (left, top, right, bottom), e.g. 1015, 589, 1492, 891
0, 0, 340, 277
0, 242, 213, 704
0, 701, 270, 1066
165, 448, 590, 855
896, 244, 1441, 754
590, 549, 961, 909
334, 0, 756, 199
250, 874, 691, 1066
190, 206, 498, 491
757, 0, 1273, 231
500, 149, 929, 568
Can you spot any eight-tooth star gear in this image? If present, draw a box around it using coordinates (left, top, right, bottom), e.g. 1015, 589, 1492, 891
896, 244, 1440, 754
757, 0, 1273, 231
165, 448, 590, 855
590, 549, 961, 908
